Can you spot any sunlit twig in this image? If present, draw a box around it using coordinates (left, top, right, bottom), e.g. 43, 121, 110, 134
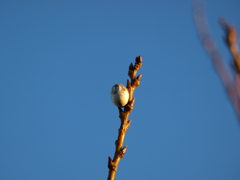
193, 2, 240, 119
107, 56, 142, 180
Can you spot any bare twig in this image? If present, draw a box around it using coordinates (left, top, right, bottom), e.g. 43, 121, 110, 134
193, 2, 240, 119
107, 56, 142, 180
220, 18, 240, 73
220, 18, 240, 118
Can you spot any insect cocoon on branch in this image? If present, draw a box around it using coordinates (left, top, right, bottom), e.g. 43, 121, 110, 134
110, 84, 129, 107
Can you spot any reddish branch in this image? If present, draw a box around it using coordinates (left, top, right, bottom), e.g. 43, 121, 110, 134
107, 56, 142, 180
193, 3, 240, 119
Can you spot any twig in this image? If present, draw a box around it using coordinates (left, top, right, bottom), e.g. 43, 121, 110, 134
220, 18, 240, 73
220, 18, 240, 118
107, 56, 143, 180
193, 2, 240, 119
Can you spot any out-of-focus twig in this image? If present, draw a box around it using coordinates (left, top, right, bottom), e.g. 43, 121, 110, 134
220, 18, 240, 73
107, 56, 142, 180
193, 2, 240, 119
220, 19, 240, 119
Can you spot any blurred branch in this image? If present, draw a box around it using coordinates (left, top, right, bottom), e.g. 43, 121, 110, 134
220, 18, 240, 73
107, 56, 142, 180
193, 2, 240, 119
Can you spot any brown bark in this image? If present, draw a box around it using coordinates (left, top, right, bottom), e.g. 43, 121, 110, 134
107, 56, 142, 180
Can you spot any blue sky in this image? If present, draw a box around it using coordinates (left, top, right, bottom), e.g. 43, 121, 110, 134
1, 1, 240, 180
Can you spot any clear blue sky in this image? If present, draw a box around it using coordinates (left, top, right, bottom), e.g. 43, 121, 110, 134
1, 1, 240, 180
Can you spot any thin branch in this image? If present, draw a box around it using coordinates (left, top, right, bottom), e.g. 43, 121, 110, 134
107, 56, 143, 180
193, 2, 240, 119
220, 18, 240, 118
220, 18, 240, 73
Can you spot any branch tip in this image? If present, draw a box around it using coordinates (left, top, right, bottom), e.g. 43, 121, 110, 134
137, 74, 142, 80
108, 156, 116, 171
119, 145, 128, 158
129, 63, 134, 70
135, 56, 142, 63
